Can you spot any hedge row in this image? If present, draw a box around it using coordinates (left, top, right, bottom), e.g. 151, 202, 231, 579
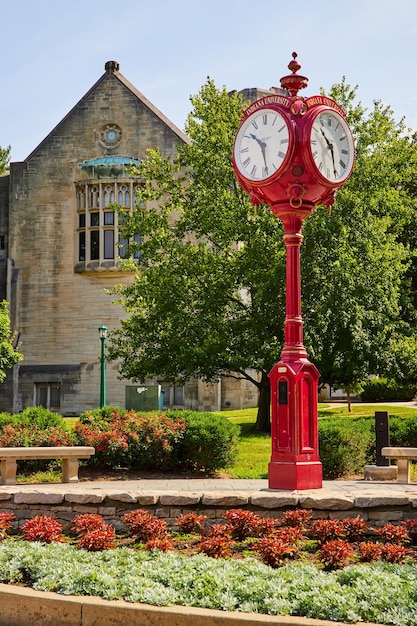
318, 413, 417, 478
0, 406, 239, 474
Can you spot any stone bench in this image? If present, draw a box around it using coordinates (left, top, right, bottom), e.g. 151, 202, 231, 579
0, 447, 95, 485
382, 446, 417, 483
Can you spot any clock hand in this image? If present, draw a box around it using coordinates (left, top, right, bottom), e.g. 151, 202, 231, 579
250, 134, 268, 174
320, 129, 337, 177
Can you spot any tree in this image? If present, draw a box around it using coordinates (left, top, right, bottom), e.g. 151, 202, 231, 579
109, 80, 286, 431
0, 145, 11, 175
0, 301, 23, 382
302, 81, 416, 408
109, 78, 413, 429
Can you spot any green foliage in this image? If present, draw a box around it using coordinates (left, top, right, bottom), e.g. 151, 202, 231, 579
0, 145, 10, 175
171, 410, 240, 472
74, 407, 239, 473
0, 300, 23, 382
318, 417, 373, 478
0, 540, 417, 623
0, 406, 67, 430
360, 378, 417, 402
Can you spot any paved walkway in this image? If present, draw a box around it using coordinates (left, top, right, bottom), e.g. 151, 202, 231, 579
2, 477, 417, 500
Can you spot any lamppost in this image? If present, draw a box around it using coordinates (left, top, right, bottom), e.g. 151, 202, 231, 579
232, 53, 355, 490
98, 324, 108, 409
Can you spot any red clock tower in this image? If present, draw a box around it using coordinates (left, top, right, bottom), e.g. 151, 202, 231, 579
232, 53, 355, 490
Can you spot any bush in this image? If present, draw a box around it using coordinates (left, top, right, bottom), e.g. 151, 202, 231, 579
318, 417, 373, 479
172, 410, 240, 473
0, 421, 75, 474
74, 407, 186, 470
21, 516, 63, 543
360, 378, 417, 402
77, 526, 116, 551
0, 406, 66, 430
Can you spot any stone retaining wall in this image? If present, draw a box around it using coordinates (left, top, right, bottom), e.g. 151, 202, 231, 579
0, 488, 416, 530
0, 583, 383, 626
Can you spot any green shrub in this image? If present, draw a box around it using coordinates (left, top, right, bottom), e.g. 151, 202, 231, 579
318, 417, 373, 479
360, 378, 417, 402
389, 415, 417, 447
0, 406, 66, 430
171, 410, 240, 473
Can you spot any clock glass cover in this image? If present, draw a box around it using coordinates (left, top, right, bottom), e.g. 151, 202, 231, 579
234, 108, 291, 182
309, 110, 354, 183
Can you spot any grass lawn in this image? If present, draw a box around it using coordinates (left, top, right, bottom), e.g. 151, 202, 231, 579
221, 403, 417, 479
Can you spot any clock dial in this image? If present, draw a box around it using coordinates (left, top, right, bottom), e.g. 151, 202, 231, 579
309, 110, 355, 183
233, 108, 291, 182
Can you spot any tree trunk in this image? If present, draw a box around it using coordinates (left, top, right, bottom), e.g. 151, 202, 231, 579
347, 390, 352, 412
255, 370, 271, 433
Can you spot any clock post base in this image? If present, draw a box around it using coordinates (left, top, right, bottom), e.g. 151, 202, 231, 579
268, 459, 322, 491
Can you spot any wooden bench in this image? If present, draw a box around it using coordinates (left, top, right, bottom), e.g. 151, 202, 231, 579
0, 447, 95, 485
382, 447, 417, 484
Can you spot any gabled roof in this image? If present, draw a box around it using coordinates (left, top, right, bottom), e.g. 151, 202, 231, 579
25, 61, 189, 161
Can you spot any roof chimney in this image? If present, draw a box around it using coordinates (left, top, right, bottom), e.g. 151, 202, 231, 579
105, 61, 120, 75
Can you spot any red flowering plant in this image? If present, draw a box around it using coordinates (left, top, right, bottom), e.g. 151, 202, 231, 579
175, 513, 207, 536
309, 519, 344, 544
71, 514, 107, 536
0, 424, 73, 448
381, 543, 413, 564
74, 407, 186, 470
402, 518, 417, 544
253, 536, 299, 568
145, 536, 175, 552
198, 535, 235, 558
77, 525, 116, 552
0, 512, 15, 539
340, 516, 368, 543
376, 523, 410, 545
223, 509, 266, 540
357, 541, 384, 563
122, 509, 169, 542
279, 509, 312, 530
318, 539, 354, 570
21, 516, 64, 543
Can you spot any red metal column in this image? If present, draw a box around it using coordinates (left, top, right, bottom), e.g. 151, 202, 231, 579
268, 204, 322, 490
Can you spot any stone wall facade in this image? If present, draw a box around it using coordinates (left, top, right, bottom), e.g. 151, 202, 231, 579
0, 61, 260, 416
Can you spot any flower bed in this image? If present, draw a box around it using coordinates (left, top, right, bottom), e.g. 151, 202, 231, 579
1, 509, 417, 624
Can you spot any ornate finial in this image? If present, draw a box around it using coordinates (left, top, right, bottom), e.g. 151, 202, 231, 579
280, 52, 308, 97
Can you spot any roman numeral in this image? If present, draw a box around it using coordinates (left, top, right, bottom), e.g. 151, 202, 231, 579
262, 166, 268, 177
278, 125, 286, 133
319, 162, 323, 171
281, 138, 289, 144
312, 150, 318, 158
341, 149, 348, 155
252, 120, 258, 130
243, 157, 251, 167
251, 165, 257, 176
339, 135, 347, 141
340, 159, 347, 169
278, 150, 286, 159
262, 114, 268, 125
240, 147, 249, 153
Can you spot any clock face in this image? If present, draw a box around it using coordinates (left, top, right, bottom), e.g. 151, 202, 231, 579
309, 110, 355, 183
233, 108, 291, 182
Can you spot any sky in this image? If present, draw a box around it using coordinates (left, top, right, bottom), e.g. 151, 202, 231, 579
2, 0, 417, 162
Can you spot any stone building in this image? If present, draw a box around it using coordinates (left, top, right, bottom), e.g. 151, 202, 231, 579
0, 61, 258, 415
